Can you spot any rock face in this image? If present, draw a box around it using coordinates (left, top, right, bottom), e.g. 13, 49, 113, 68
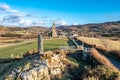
5, 51, 65, 80
20, 64, 50, 80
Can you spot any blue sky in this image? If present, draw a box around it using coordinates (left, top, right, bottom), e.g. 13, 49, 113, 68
0, 0, 120, 27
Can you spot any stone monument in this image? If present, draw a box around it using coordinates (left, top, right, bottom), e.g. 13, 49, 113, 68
51, 22, 57, 38
38, 34, 43, 54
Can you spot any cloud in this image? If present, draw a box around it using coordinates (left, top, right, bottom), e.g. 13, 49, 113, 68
19, 19, 32, 26
2, 14, 23, 23
0, 3, 21, 14
72, 23, 78, 25
55, 20, 67, 26
0, 3, 67, 27
0, 3, 10, 11
31, 20, 44, 26
1, 13, 45, 27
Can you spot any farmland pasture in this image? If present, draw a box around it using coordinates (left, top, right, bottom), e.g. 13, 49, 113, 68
0, 38, 74, 58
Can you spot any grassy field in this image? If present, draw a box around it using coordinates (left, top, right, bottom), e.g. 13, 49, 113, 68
0, 38, 74, 58
0, 37, 31, 47
44, 38, 74, 51
78, 37, 120, 51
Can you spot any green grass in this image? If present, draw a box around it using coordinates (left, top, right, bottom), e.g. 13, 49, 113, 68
0, 42, 37, 58
0, 38, 74, 58
44, 39, 73, 51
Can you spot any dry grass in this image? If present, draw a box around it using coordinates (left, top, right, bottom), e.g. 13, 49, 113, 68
90, 48, 119, 72
78, 37, 120, 60
78, 37, 120, 51
40, 50, 78, 69
42, 51, 54, 59
0, 37, 36, 48
41, 50, 66, 59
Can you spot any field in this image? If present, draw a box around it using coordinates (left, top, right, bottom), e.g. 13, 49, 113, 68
0, 37, 36, 47
78, 37, 120, 51
0, 38, 74, 58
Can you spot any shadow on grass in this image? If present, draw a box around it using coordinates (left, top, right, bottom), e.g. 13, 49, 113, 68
67, 39, 75, 46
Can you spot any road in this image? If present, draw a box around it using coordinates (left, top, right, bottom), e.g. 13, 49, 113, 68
74, 38, 120, 70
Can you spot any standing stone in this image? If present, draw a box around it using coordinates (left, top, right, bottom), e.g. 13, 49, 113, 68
38, 34, 43, 54
52, 22, 57, 38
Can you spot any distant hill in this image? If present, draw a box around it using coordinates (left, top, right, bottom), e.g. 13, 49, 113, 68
57, 20, 120, 32
0, 26, 49, 34
0, 20, 120, 37
57, 20, 120, 37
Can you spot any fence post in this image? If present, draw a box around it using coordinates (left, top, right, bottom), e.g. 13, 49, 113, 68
38, 34, 43, 54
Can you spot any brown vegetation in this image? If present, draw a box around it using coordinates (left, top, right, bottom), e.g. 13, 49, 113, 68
78, 37, 120, 61
1, 49, 120, 80
23, 48, 38, 57
82, 65, 119, 80
41, 51, 54, 60
90, 48, 119, 72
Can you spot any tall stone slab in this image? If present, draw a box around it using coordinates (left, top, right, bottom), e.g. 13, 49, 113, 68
38, 34, 43, 54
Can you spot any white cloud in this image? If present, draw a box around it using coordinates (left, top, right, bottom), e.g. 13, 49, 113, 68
55, 20, 67, 26
19, 19, 32, 26
0, 3, 29, 26
0, 3, 67, 27
1, 13, 45, 27
0, 3, 10, 11
32, 20, 44, 26
72, 23, 78, 25
0, 3, 46, 27
7, 9, 20, 14
2, 14, 23, 23
19, 19, 45, 27
0, 3, 21, 14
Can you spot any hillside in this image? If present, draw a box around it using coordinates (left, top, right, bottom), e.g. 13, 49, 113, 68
0, 26, 49, 35
1, 50, 120, 80
57, 20, 120, 38
58, 20, 120, 31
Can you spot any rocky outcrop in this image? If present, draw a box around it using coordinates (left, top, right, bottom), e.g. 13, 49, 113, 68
3, 50, 119, 80
5, 51, 65, 80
